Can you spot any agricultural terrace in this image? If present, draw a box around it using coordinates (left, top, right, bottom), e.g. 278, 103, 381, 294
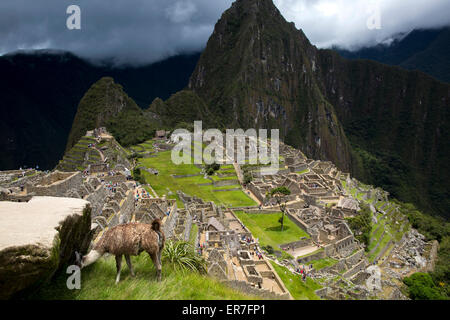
340, 177, 411, 263
136, 149, 256, 208
270, 262, 321, 300
234, 211, 309, 253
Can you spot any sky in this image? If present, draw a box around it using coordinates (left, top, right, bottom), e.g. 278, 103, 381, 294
1, 0, 449, 65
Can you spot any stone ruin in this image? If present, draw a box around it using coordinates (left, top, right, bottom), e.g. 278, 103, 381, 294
179, 192, 291, 299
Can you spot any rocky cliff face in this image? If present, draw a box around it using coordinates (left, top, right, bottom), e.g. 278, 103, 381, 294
0, 197, 92, 299
187, 0, 450, 217
189, 0, 353, 171
316, 50, 450, 216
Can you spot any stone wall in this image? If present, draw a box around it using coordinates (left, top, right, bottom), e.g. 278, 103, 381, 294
162, 202, 178, 239
245, 208, 280, 214
1, 171, 44, 189
423, 240, 440, 272
90, 163, 108, 173
297, 250, 325, 264
342, 260, 367, 279
213, 179, 240, 187
85, 184, 108, 216
118, 190, 134, 223
324, 244, 335, 257
183, 212, 193, 242
286, 211, 309, 233
102, 174, 127, 184
280, 238, 312, 251
334, 235, 355, 255
374, 240, 393, 262
314, 287, 328, 299
345, 249, 365, 266
223, 280, 291, 300
26, 171, 82, 197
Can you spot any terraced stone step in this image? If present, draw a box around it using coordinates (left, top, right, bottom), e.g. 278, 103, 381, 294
375, 239, 394, 263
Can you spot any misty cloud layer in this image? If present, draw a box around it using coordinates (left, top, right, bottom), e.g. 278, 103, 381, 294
1, 0, 449, 65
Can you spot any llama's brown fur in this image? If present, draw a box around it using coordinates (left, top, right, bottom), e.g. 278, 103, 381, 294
77, 219, 165, 283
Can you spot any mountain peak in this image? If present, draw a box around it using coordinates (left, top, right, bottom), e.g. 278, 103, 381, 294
65, 77, 140, 151
188, 0, 350, 170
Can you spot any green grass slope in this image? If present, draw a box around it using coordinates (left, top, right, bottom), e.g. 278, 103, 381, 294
31, 254, 258, 300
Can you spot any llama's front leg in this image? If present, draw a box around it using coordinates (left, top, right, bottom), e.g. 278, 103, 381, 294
125, 255, 135, 277
115, 255, 123, 284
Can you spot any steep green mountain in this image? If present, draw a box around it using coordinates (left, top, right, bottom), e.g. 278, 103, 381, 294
188, 0, 353, 171
337, 28, 450, 83
316, 51, 449, 217
66, 77, 155, 150
186, 0, 450, 218
148, 90, 219, 129
0, 51, 199, 171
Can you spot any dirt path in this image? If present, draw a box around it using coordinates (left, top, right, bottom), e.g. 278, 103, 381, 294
243, 188, 262, 205
93, 146, 105, 162
233, 162, 244, 184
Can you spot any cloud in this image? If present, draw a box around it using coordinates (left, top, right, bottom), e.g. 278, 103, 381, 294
0, 0, 232, 65
0, 0, 449, 65
274, 0, 450, 49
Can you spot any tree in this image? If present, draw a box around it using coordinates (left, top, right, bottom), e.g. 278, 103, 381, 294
268, 186, 291, 231
205, 163, 220, 175
403, 272, 446, 300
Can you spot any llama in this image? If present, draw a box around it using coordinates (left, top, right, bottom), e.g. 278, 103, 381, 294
75, 219, 165, 283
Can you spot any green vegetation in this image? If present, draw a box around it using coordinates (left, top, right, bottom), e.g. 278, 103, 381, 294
162, 240, 207, 273
403, 273, 446, 300
31, 253, 257, 300
234, 211, 309, 250
241, 164, 254, 185
397, 201, 450, 299
132, 167, 146, 185
205, 163, 220, 176
148, 90, 219, 129
308, 257, 338, 270
346, 204, 372, 249
66, 77, 157, 152
269, 261, 321, 300
399, 201, 450, 242
107, 108, 156, 147
137, 151, 256, 208
56, 136, 98, 171
341, 178, 448, 299
267, 187, 291, 232
189, 224, 199, 245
